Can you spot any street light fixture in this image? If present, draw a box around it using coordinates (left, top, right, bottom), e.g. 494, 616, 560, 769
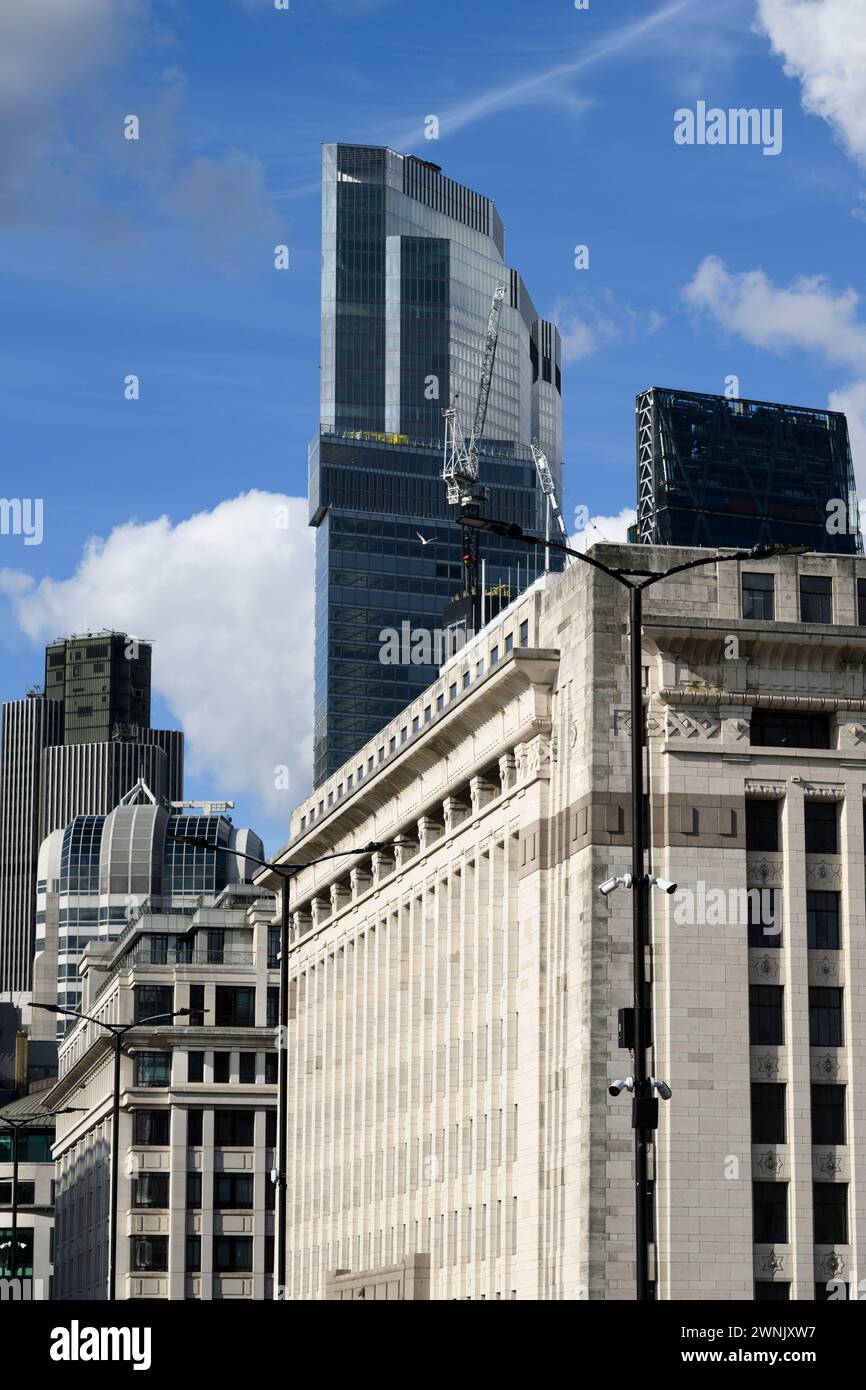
167, 831, 407, 1300
33, 1001, 191, 1299
460, 509, 810, 1300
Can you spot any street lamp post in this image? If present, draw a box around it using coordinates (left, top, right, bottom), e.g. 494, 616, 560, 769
459, 512, 809, 1300
168, 833, 403, 1300
34, 1002, 191, 1299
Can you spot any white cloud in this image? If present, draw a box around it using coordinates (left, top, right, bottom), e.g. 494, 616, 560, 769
0, 492, 314, 831
756, 0, 866, 167
682, 254, 866, 486
570, 509, 637, 552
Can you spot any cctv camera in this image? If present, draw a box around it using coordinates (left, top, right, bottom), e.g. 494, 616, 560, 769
651, 1078, 673, 1101
608, 1077, 635, 1097
651, 876, 678, 895
599, 873, 633, 897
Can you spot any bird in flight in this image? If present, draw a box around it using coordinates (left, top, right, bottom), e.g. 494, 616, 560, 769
416, 531, 434, 545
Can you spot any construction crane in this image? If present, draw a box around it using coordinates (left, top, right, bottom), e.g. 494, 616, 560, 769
443, 285, 506, 623
530, 440, 570, 569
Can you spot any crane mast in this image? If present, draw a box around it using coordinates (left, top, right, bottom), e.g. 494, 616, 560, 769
530, 440, 569, 559
443, 285, 506, 622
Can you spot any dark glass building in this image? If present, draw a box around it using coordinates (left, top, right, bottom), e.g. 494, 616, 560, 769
312, 144, 564, 785
44, 631, 152, 744
635, 388, 862, 553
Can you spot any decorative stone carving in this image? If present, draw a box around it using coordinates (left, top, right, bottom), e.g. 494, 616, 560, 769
417, 816, 442, 852
750, 954, 780, 981
292, 911, 312, 942
470, 776, 498, 814
807, 860, 842, 888
443, 797, 469, 835
613, 708, 631, 738
394, 838, 417, 869
755, 1149, 783, 1175
747, 857, 783, 887
744, 782, 786, 798
498, 752, 518, 793
759, 1252, 785, 1275
818, 1253, 846, 1277
524, 734, 552, 776
812, 1052, 841, 1080
371, 850, 395, 884
837, 723, 866, 748
329, 882, 351, 914
817, 1151, 844, 1176
666, 709, 721, 740
310, 896, 330, 929
753, 1052, 782, 1080
802, 785, 844, 801
810, 954, 840, 984
349, 867, 372, 900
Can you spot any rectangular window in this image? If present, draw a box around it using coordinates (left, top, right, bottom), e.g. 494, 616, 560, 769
188, 984, 205, 1027
213, 1051, 231, 1084
755, 1282, 789, 1301
800, 575, 832, 623
742, 572, 775, 621
809, 987, 843, 1046
214, 1237, 253, 1273
265, 1053, 278, 1084
267, 926, 280, 969
747, 889, 782, 948
206, 929, 225, 965
266, 987, 279, 1029
807, 891, 840, 949
858, 577, 866, 626
814, 1184, 848, 1244
449, 683, 457, 701
238, 1053, 256, 1084
811, 1084, 845, 1145
133, 1174, 169, 1209
519, 620, 529, 647
0, 1180, 35, 1205
462, 672, 470, 689
215, 987, 255, 1028
476, 660, 484, 677
266, 1111, 277, 1147
131, 1236, 168, 1272
751, 1083, 786, 1144
490, 645, 499, 665
753, 1182, 788, 1243
424, 706, 432, 723
214, 1174, 254, 1209
187, 1110, 203, 1146
750, 985, 784, 1045
436, 694, 444, 711
505, 633, 513, 652
186, 1235, 201, 1273
149, 934, 169, 964
804, 802, 838, 854
133, 1110, 170, 1146
214, 1109, 255, 1146
134, 1052, 171, 1087
135, 985, 173, 1024
750, 709, 830, 749
411, 717, 419, 733
746, 800, 779, 852
186, 1172, 201, 1209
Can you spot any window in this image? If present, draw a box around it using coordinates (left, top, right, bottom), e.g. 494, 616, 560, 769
214, 1109, 255, 1146
750, 709, 830, 749
206, 930, 225, 965
266, 1111, 277, 1147
476, 660, 484, 677
745, 800, 779, 852
187, 1051, 204, 1083
401, 727, 408, 743
149, 934, 169, 964
215, 987, 255, 1027
811, 1084, 845, 1145
804, 802, 838, 855
742, 572, 775, 621
462, 672, 470, 689
267, 926, 280, 968
213, 1051, 231, 1084
135, 1052, 171, 1087
449, 683, 457, 701
747, 889, 782, 948
239, 1053, 256, 1084
519, 620, 529, 647
131, 1236, 168, 1272
749, 985, 784, 1045
214, 1237, 253, 1273
814, 1184, 848, 1244
186, 1172, 201, 1209
753, 1182, 788, 1243
411, 717, 419, 733
188, 984, 205, 1027
436, 694, 444, 711
186, 1235, 201, 1273
187, 1110, 203, 1146
810, 987, 843, 1046
0, 1130, 52, 1163
0, 1180, 35, 1205
505, 633, 513, 652
265, 1053, 278, 1084
751, 1084, 786, 1144
133, 1174, 169, 1209
755, 1282, 789, 1301
215, 1174, 254, 1209
266, 987, 279, 1029
389, 736, 396, 752
134, 1110, 169, 1146
800, 575, 832, 623
490, 645, 499, 665
807, 891, 840, 949
135, 985, 173, 1024
858, 577, 866, 626
424, 706, 432, 723
0, 1228, 33, 1277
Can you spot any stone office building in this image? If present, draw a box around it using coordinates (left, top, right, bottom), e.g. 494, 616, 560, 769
268, 544, 866, 1300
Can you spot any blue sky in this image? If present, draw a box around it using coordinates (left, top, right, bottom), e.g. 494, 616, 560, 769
1, 0, 865, 853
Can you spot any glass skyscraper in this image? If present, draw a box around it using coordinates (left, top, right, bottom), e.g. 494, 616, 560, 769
311, 144, 563, 785
635, 387, 862, 553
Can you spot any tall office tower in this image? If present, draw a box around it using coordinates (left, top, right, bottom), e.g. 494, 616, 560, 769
278, 547, 866, 1300
32, 779, 264, 1038
0, 695, 63, 994
39, 728, 184, 842
311, 143, 563, 785
44, 631, 152, 743
636, 387, 863, 552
